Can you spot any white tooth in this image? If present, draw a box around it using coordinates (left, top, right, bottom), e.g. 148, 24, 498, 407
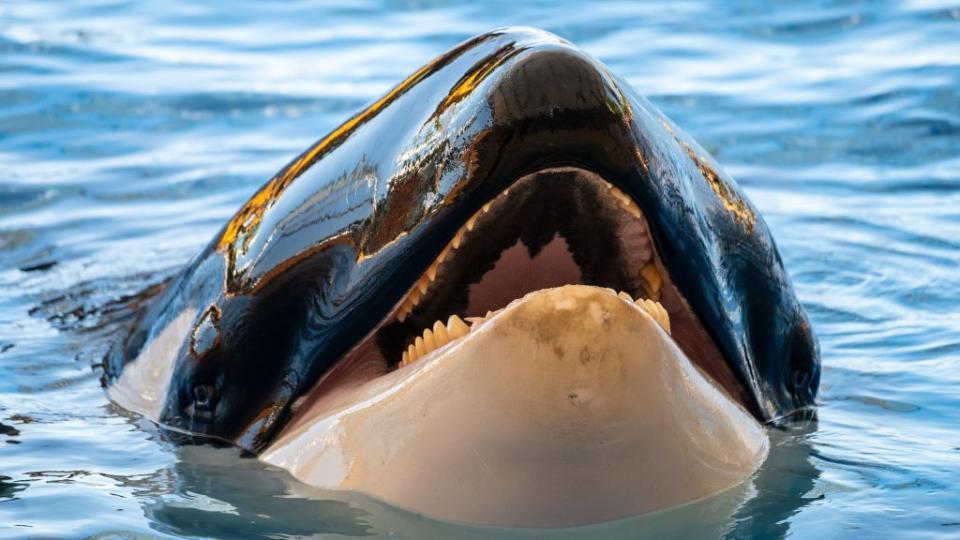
452, 229, 464, 249
466, 214, 479, 231
409, 286, 422, 305
482, 202, 491, 213
397, 303, 410, 323
636, 298, 653, 317
439, 245, 451, 262
645, 300, 660, 326
401, 302, 416, 321
433, 320, 449, 346
417, 277, 429, 294
427, 263, 438, 281
640, 262, 662, 300
401, 313, 477, 366
609, 186, 637, 212
634, 297, 671, 334
423, 328, 436, 353
447, 314, 469, 339
660, 305, 672, 334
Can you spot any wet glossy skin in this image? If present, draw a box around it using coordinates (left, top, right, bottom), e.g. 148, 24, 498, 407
104, 27, 819, 452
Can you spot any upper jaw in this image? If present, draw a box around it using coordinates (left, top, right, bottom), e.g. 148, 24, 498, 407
263, 285, 768, 527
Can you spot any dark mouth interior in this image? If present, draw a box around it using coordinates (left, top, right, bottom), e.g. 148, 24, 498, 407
375, 167, 657, 363
284, 167, 749, 430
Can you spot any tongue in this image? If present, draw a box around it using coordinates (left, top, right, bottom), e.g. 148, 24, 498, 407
262, 285, 768, 527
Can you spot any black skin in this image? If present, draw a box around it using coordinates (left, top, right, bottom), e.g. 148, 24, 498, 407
104, 28, 820, 453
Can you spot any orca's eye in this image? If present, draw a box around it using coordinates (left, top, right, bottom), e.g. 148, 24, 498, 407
186, 383, 217, 420
193, 384, 213, 407
787, 323, 819, 403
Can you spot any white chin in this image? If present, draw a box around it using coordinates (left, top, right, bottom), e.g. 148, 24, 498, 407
262, 284, 768, 528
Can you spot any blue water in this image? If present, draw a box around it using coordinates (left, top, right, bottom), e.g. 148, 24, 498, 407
2, 1, 959, 538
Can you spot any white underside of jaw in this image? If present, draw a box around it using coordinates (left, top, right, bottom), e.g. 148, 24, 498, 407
262, 284, 768, 528
261, 170, 768, 527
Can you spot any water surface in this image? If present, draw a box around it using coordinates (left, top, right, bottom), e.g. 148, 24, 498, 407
2, 1, 959, 538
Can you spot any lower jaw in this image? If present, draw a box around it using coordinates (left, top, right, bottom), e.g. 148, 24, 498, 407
262, 285, 768, 528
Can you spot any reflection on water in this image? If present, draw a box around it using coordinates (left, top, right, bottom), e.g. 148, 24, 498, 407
129, 440, 797, 540
728, 424, 820, 539
141, 446, 376, 539
123, 424, 824, 539
1, 1, 959, 538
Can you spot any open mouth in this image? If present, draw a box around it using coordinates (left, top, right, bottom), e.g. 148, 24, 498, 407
285, 167, 749, 428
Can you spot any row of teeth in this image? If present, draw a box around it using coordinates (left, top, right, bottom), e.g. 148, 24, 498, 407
399, 314, 472, 367
607, 183, 662, 301
639, 261, 662, 301
399, 291, 671, 368
617, 291, 671, 334
395, 182, 659, 323
396, 196, 501, 322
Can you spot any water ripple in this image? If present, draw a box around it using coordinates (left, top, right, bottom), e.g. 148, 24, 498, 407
1, 1, 959, 538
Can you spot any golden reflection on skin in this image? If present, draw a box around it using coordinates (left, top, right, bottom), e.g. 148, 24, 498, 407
359, 45, 542, 263
217, 32, 622, 296
681, 142, 757, 233
635, 146, 650, 172
216, 34, 502, 293
603, 73, 654, 177
433, 45, 522, 118
218, 34, 552, 295
660, 120, 756, 232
